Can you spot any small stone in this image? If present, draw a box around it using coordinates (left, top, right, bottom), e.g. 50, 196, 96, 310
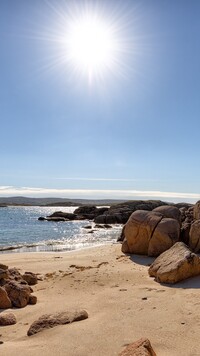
119, 338, 156, 356
0, 341, 4, 345
28, 295, 37, 305
22, 272, 38, 286
0, 312, 17, 326
142, 297, 148, 300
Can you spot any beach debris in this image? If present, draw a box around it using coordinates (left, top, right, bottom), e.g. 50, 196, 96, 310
119, 337, 156, 356
0, 264, 38, 309
121, 207, 180, 256
149, 242, 200, 284
0, 312, 17, 326
27, 310, 88, 336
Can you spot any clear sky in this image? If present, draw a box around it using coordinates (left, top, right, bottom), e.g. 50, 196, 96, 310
1, 0, 200, 202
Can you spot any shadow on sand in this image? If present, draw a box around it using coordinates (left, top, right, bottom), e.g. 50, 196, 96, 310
125, 253, 200, 289
126, 253, 155, 267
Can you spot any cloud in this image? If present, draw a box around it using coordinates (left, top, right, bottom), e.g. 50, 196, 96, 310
0, 185, 200, 203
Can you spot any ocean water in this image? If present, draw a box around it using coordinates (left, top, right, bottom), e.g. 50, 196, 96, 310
0, 206, 122, 253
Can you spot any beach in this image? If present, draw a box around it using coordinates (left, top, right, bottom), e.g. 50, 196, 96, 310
0, 243, 200, 356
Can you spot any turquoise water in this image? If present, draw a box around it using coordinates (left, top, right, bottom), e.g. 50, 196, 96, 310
0, 206, 121, 253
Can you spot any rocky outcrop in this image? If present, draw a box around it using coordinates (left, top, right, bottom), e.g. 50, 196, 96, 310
149, 242, 200, 283
27, 310, 88, 336
94, 200, 168, 225
119, 338, 156, 356
0, 264, 37, 309
39, 206, 109, 222
74, 206, 108, 220
121, 209, 180, 256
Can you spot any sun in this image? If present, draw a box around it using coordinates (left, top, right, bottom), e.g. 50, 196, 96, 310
64, 12, 120, 83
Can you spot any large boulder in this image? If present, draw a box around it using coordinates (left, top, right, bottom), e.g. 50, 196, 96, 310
122, 210, 180, 256
149, 242, 200, 283
189, 220, 200, 252
119, 338, 156, 356
153, 205, 181, 224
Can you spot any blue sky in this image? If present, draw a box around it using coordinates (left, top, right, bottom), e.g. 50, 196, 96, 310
1, 0, 200, 202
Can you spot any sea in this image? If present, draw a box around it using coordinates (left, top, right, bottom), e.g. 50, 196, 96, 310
0, 206, 122, 254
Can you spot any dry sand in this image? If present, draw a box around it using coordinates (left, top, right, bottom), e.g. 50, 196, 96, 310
0, 243, 200, 356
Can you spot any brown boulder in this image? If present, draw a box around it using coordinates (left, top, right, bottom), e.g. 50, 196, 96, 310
5, 280, 32, 308
122, 210, 180, 257
119, 338, 156, 356
153, 205, 181, 223
27, 310, 88, 336
22, 272, 38, 286
0, 312, 17, 326
148, 218, 180, 256
149, 242, 200, 283
189, 220, 200, 252
0, 286, 12, 309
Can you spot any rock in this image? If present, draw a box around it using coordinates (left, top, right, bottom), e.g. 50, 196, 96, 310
47, 211, 76, 220
46, 217, 68, 222
83, 225, 92, 229
22, 272, 38, 286
193, 201, 200, 220
122, 210, 180, 256
180, 221, 191, 245
119, 338, 156, 356
8, 268, 23, 281
189, 220, 200, 252
0, 286, 12, 309
0, 269, 8, 280
74, 206, 108, 220
95, 200, 168, 225
28, 295, 37, 305
0, 312, 17, 326
148, 218, 180, 257
5, 280, 32, 308
153, 205, 181, 223
149, 242, 200, 283
27, 310, 88, 336
0, 264, 8, 270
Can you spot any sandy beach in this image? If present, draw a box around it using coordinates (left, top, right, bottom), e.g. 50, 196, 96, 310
0, 243, 200, 356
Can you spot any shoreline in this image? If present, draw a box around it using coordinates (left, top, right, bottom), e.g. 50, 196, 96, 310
0, 243, 200, 355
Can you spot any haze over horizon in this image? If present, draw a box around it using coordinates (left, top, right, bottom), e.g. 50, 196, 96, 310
1, 0, 200, 203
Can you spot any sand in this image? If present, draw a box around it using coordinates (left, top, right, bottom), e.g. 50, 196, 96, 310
0, 243, 200, 356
